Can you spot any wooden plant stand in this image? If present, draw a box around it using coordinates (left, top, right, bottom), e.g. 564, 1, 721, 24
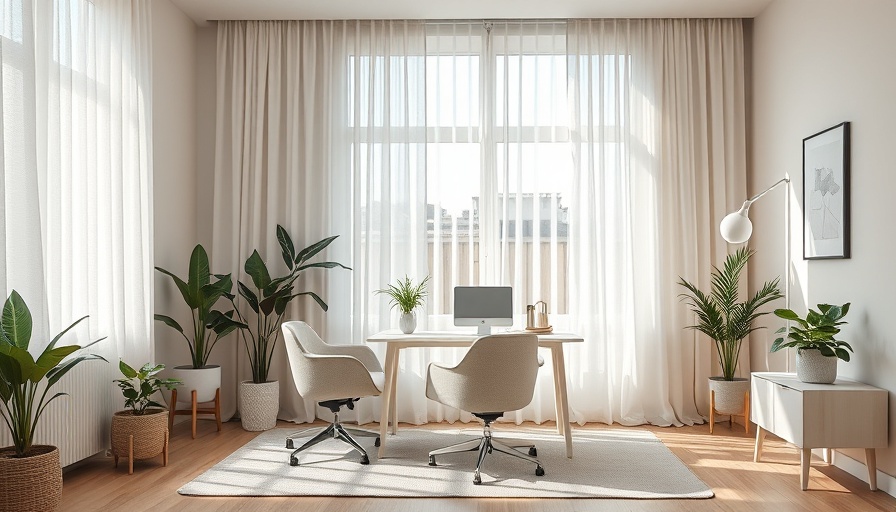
709, 389, 750, 434
114, 431, 168, 475
168, 388, 222, 439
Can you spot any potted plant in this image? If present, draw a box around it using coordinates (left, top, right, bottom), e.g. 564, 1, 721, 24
230, 226, 350, 431
0, 290, 105, 512
771, 303, 852, 384
111, 361, 181, 474
376, 275, 431, 334
154, 244, 245, 412
678, 247, 782, 425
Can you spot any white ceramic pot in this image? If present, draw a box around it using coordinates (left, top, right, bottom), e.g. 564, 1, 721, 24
796, 348, 838, 384
239, 380, 280, 431
709, 377, 750, 415
171, 365, 221, 404
399, 311, 417, 334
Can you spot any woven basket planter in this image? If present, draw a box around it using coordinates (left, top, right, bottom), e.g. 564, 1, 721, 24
239, 380, 280, 431
111, 409, 169, 475
0, 444, 62, 512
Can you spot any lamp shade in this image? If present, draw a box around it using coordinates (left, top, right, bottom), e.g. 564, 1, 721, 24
720, 210, 753, 244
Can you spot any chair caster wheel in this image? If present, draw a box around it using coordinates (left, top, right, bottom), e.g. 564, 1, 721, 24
374, 437, 380, 447
473, 473, 482, 485
528, 447, 537, 457
428, 456, 437, 466
286, 439, 294, 449
289, 457, 299, 466
535, 465, 545, 477
360, 455, 370, 465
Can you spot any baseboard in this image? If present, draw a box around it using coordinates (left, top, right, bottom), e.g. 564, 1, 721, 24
831, 450, 896, 498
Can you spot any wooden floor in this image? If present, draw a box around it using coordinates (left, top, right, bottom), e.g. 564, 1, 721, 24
60, 418, 896, 512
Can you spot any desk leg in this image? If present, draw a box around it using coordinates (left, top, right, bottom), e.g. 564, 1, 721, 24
866, 448, 878, 491
754, 426, 766, 463
800, 448, 811, 490
550, 349, 565, 438
378, 344, 397, 458
388, 348, 399, 435
551, 346, 573, 458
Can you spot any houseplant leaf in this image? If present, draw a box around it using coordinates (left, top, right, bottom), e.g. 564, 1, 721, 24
1, 290, 32, 349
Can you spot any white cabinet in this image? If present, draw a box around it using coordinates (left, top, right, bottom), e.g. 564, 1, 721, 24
751, 372, 888, 491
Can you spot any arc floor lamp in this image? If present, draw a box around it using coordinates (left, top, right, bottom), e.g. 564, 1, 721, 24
719, 175, 792, 370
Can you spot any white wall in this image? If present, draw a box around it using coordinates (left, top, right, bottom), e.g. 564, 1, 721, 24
152, 0, 198, 368
751, 0, 896, 490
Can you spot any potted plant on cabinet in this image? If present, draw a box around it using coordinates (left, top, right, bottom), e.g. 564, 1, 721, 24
771, 303, 852, 384
678, 247, 782, 432
375, 275, 431, 334
0, 290, 105, 512
154, 244, 246, 432
231, 226, 350, 431
111, 361, 180, 475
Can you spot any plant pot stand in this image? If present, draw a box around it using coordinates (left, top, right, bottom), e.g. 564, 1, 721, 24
710, 389, 750, 435
168, 387, 221, 439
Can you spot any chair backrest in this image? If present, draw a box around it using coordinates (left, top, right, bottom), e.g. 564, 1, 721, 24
427, 333, 539, 414
281, 320, 327, 397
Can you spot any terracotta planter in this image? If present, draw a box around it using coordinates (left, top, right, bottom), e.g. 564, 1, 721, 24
796, 348, 838, 384
111, 409, 169, 474
0, 445, 62, 512
239, 380, 280, 431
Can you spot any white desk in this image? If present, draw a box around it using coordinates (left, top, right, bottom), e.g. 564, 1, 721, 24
366, 330, 583, 459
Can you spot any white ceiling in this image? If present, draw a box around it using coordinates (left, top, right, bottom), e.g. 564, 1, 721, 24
170, 0, 774, 26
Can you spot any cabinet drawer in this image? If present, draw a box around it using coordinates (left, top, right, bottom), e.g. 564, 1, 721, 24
751, 376, 774, 430
772, 383, 803, 446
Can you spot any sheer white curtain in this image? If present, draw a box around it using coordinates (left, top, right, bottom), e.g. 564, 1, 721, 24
213, 18, 746, 427
0, 0, 154, 461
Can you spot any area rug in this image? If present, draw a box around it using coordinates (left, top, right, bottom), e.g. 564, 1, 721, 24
178, 427, 713, 499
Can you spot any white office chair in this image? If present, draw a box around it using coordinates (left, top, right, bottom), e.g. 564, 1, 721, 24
425, 333, 545, 484
281, 321, 384, 465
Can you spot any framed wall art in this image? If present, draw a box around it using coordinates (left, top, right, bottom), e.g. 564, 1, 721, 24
803, 122, 850, 259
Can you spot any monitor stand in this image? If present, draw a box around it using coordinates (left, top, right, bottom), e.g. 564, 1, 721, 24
477, 325, 491, 336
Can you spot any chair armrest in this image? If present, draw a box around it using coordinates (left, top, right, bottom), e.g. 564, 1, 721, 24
320, 344, 383, 373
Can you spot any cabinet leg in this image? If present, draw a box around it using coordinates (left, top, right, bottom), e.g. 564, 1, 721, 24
800, 448, 811, 490
709, 390, 715, 434
754, 426, 766, 463
866, 448, 878, 491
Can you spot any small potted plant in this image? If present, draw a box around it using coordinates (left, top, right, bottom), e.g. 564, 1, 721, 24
230, 226, 350, 431
0, 290, 105, 512
154, 244, 246, 418
376, 275, 431, 334
771, 303, 852, 384
111, 362, 181, 474
678, 248, 782, 428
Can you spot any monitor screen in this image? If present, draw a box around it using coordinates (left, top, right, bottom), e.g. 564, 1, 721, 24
453, 286, 513, 334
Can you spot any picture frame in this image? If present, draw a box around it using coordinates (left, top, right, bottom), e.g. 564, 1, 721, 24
803, 122, 850, 260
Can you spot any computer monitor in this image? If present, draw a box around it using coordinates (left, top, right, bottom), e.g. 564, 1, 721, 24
453, 286, 513, 335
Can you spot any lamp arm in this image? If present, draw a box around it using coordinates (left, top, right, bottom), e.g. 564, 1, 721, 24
746, 177, 790, 204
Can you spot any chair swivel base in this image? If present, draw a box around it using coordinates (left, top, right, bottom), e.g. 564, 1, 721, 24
428, 424, 545, 485
285, 405, 379, 466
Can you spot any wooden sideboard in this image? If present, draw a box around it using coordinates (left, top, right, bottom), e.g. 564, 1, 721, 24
751, 372, 888, 491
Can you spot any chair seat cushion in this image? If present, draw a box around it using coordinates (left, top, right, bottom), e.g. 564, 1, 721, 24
370, 371, 386, 392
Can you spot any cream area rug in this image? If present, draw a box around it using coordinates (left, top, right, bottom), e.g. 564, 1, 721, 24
178, 427, 713, 499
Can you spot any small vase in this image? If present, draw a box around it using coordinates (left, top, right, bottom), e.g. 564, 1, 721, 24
796, 348, 838, 384
399, 312, 417, 334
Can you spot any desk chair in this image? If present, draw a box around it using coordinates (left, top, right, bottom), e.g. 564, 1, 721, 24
425, 333, 545, 484
281, 321, 384, 465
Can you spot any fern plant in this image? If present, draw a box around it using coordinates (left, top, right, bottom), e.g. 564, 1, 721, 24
678, 247, 783, 381
376, 276, 431, 315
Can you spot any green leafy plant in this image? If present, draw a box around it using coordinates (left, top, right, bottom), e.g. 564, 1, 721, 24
678, 247, 783, 381
114, 361, 181, 415
231, 226, 350, 384
771, 303, 853, 361
375, 275, 431, 315
154, 244, 246, 369
0, 290, 106, 457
